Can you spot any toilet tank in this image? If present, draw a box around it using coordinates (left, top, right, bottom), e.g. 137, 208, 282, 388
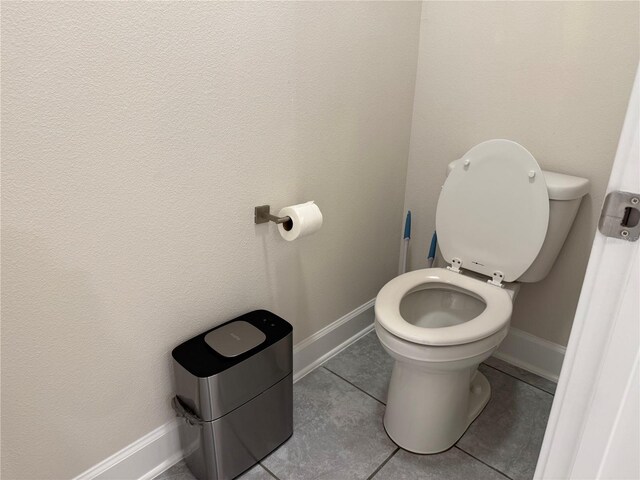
446, 160, 589, 283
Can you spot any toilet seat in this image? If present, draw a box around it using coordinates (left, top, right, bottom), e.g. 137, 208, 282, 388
436, 139, 549, 282
375, 268, 513, 346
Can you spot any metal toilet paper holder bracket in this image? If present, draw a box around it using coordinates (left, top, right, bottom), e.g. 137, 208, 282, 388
254, 205, 292, 228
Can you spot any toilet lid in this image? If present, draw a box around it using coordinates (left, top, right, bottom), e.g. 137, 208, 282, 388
436, 140, 549, 282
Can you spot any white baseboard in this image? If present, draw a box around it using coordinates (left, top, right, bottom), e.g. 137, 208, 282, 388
73, 299, 376, 480
292, 298, 375, 383
494, 326, 566, 382
73, 419, 183, 480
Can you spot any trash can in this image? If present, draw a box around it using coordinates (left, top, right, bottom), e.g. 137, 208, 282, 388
171, 310, 293, 480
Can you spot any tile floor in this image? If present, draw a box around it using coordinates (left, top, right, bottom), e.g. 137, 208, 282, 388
156, 331, 555, 480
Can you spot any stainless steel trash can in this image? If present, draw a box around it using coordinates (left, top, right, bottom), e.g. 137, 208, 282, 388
171, 310, 293, 480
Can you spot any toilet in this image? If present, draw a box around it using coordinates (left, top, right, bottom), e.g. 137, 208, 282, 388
374, 139, 589, 454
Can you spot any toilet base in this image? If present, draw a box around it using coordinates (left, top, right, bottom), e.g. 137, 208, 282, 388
383, 363, 491, 454
466, 371, 491, 430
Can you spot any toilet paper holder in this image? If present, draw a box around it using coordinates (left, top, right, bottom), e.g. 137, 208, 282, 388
254, 205, 292, 227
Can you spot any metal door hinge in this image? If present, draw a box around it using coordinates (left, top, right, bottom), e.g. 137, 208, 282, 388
598, 191, 640, 241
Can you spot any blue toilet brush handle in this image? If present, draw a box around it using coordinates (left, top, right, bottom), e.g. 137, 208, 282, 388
400, 211, 411, 274
403, 211, 412, 240
427, 231, 437, 268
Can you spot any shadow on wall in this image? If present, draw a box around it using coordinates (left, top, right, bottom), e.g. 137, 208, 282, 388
511, 191, 594, 345
1, 230, 141, 475
257, 225, 311, 332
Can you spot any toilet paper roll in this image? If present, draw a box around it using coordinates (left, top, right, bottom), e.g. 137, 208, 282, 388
277, 201, 323, 241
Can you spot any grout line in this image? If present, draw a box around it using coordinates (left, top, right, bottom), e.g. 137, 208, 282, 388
366, 447, 399, 480
259, 462, 280, 480
454, 446, 515, 480
482, 363, 555, 396
322, 366, 387, 405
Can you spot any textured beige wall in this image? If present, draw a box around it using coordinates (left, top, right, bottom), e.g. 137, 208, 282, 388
404, 1, 639, 346
0, 2, 421, 478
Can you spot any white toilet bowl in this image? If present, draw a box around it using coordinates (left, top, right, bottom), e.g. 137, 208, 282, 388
375, 267, 515, 453
374, 140, 589, 454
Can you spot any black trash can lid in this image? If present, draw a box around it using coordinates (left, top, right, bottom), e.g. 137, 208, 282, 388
172, 310, 292, 378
